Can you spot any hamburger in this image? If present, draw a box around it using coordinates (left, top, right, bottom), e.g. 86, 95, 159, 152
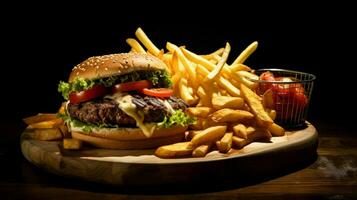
58, 53, 194, 149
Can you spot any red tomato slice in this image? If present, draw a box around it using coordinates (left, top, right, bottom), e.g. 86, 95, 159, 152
112, 80, 152, 93
69, 85, 108, 104
139, 88, 173, 98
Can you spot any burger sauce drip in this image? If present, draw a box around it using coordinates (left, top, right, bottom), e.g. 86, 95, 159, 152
110, 93, 156, 138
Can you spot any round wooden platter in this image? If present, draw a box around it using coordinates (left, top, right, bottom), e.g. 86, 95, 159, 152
21, 122, 318, 186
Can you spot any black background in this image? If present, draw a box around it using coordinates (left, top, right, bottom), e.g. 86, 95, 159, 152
2, 2, 356, 134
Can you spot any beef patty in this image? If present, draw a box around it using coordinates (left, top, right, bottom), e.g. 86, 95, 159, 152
67, 94, 188, 127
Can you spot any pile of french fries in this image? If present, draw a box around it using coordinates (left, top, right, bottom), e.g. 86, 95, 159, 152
23, 111, 82, 150
128, 27, 286, 158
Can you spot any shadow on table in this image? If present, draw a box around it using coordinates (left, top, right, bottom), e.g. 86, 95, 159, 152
17, 140, 318, 195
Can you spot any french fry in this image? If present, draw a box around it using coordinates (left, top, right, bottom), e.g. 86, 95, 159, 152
186, 130, 201, 141
267, 109, 277, 120
235, 72, 257, 89
240, 84, 273, 127
34, 128, 62, 141
268, 123, 285, 136
171, 51, 186, 75
232, 136, 251, 149
126, 38, 146, 53
195, 63, 241, 97
155, 142, 193, 158
232, 123, 247, 138
187, 107, 214, 118
58, 125, 70, 138
135, 27, 160, 56
196, 86, 212, 107
233, 125, 256, 139
179, 78, 198, 106
210, 109, 254, 123
231, 41, 258, 66
236, 70, 259, 81
216, 132, 233, 153
190, 125, 227, 148
249, 127, 272, 141
262, 89, 275, 109
201, 118, 227, 129
229, 63, 251, 72
212, 96, 245, 110
29, 118, 64, 129
63, 138, 83, 150
23, 114, 58, 125
206, 42, 231, 80
192, 144, 211, 157
167, 42, 197, 88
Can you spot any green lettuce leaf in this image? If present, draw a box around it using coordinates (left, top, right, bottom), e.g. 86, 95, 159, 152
157, 110, 196, 128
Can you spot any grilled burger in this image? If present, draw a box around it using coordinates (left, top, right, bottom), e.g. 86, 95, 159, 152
58, 53, 194, 149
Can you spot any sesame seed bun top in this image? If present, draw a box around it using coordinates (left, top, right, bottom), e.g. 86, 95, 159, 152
68, 53, 167, 83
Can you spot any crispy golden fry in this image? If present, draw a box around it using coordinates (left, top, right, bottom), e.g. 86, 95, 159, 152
187, 107, 214, 118
249, 127, 272, 141
63, 138, 83, 150
267, 109, 277, 120
23, 114, 58, 125
126, 38, 146, 53
233, 125, 256, 139
268, 123, 285, 136
58, 125, 70, 138
196, 86, 212, 107
262, 89, 275, 109
196, 63, 241, 97
229, 63, 252, 72
235, 72, 257, 89
212, 96, 245, 110
179, 78, 198, 106
192, 144, 211, 157
34, 128, 62, 141
201, 119, 227, 129
236, 70, 259, 81
232, 123, 247, 138
182, 48, 241, 97
240, 84, 273, 127
167, 42, 197, 86
210, 108, 254, 123
231, 41, 258, 66
171, 51, 186, 75
216, 132, 233, 153
206, 42, 231, 80
29, 118, 64, 129
190, 125, 227, 147
232, 136, 251, 149
186, 130, 201, 141
135, 27, 160, 56
155, 142, 193, 158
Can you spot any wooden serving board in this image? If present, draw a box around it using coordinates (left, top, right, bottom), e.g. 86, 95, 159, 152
21, 122, 318, 186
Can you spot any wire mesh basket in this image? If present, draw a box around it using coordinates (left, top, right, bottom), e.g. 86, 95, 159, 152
253, 69, 316, 128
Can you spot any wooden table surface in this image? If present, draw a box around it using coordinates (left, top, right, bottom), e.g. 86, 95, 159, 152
1, 119, 356, 200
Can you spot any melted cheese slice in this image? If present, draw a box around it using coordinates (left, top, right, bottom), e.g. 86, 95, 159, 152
109, 93, 156, 138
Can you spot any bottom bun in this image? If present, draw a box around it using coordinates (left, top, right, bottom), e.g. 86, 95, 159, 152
71, 126, 187, 149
